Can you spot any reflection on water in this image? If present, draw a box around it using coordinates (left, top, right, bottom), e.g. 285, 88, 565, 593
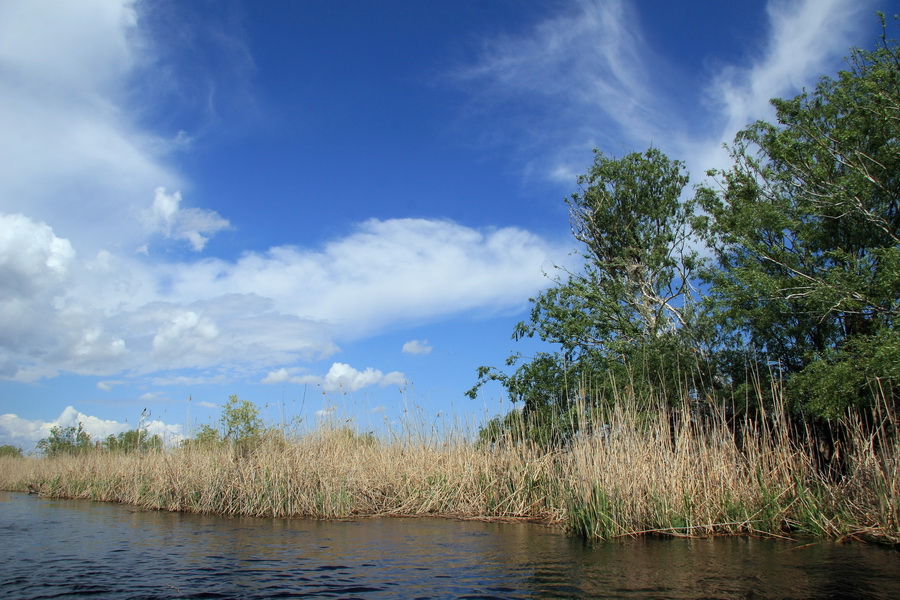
1, 491, 898, 599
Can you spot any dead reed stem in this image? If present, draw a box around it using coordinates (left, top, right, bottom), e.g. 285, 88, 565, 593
1, 400, 897, 545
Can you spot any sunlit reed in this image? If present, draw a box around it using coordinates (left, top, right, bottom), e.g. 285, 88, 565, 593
1, 386, 896, 545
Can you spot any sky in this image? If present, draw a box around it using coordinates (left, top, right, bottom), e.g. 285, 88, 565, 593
0, 0, 889, 451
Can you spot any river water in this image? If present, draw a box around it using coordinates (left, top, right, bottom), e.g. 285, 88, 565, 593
2, 491, 898, 599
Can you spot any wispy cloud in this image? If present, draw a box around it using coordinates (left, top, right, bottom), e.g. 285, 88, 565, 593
695, 0, 878, 174
144, 188, 231, 252
452, 0, 666, 181
454, 0, 879, 182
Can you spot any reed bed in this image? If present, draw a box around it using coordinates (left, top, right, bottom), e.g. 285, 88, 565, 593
2, 396, 897, 545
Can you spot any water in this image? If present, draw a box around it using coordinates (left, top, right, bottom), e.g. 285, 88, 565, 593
2, 491, 898, 599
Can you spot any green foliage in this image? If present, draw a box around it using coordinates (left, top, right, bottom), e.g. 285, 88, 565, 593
474, 18, 900, 435
471, 148, 711, 443
787, 330, 900, 418
102, 429, 163, 454
36, 423, 93, 457
0, 444, 23, 458
697, 18, 900, 416
518, 147, 700, 362
563, 147, 699, 347
476, 404, 578, 448
221, 394, 264, 445
185, 395, 264, 452
191, 424, 222, 448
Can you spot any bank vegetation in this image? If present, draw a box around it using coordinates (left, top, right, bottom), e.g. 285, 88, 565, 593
1, 385, 897, 546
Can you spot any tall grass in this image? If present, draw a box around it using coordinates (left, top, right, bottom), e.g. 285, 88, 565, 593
1, 388, 897, 544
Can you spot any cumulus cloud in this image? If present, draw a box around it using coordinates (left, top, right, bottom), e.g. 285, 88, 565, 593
144, 187, 231, 251
174, 218, 565, 336
0, 205, 564, 383
402, 340, 433, 355
0, 0, 185, 255
0, 405, 184, 451
0, 214, 345, 380
263, 362, 406, 393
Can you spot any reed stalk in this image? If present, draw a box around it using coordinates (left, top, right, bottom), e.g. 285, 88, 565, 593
1, 391, 897, 545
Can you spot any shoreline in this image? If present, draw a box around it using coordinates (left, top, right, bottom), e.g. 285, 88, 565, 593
3, 403, 898, 547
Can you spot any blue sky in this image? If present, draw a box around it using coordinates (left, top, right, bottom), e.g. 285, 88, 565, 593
0, 0, 888, 450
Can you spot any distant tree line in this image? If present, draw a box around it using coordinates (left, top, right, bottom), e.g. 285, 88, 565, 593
469, 16, 900, 446
35, 421, 163, 457
0, 444, 23, 458
33, 395, 272, 458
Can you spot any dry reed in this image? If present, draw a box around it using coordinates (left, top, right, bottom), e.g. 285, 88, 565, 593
1, 392, 897, 545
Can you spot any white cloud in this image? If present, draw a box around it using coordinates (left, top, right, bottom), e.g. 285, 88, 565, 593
97, 380, 126, 391
0, 405, 185, 451
263, 362, 406, 393
695, 0, 877, 175
0, 211, 563, 383
260, 367, 298, 385
402, 340, 433, 355
454, 0, 878, 183
144, 187, 231, 251
191, 218, 566, 336
0, 212, 74, 290
0, 0, 185, 255
315, 406, 336, 418
453, 0, 660, 179
151, 374, 229, 387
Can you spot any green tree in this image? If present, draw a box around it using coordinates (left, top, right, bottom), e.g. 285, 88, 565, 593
183, 396, 264, 451
221, 394, 264, 445
188, 424, 222, 448
470, 148, 711, 441
696, 18, 900, 417
36, 423, 93, 457
102, 429, 163, 453
0, 444, 23, 458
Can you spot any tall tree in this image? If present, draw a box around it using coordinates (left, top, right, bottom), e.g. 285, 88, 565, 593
696, 17, 900, 416
470, 148, 708, 436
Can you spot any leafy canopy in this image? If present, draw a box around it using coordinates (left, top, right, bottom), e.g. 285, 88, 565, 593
696, 15, 900, 416
470, 148, 709, 440
474, 17, 900, 434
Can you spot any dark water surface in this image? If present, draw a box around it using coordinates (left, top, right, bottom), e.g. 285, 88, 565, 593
2, 491, 898, 599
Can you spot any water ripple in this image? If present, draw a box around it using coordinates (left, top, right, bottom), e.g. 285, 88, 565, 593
2, 492, 900, 599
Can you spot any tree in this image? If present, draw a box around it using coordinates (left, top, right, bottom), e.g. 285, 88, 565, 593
189, 424, 222, 448
470, 148, 710, 441
0, 444, 23, 458
36, 423, 92, 457
221, 395, 264, 445
102, 429, 163, 454
696, 17, 900, 417
183, 395, 264, 452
